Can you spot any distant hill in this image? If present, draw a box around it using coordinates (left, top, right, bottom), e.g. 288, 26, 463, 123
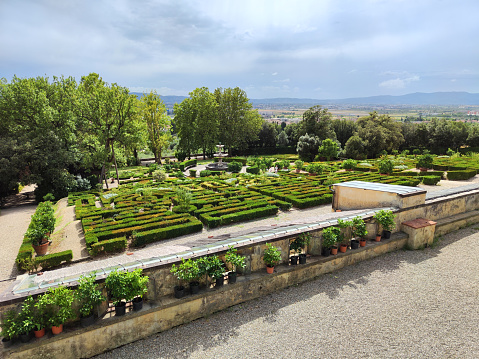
132, 92, 479, 106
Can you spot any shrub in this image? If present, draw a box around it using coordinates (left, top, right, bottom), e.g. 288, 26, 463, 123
421, 176, 441, 185
246, 166, 260, 174
89, 237, 127, 256
294, 160, 304, 171
189, 169, 197, 177
200, 169, 212, 177
263, 243, 281, 267
152, 170, 167, 181
342, 159, 357, 170
447, 170, 477, 180
35, 250, 73, 269
378, 158, 394, 174
132, 220, 203, 247
305, 163, 323, 175
228, 161, 243, 173
416, 154, 434, 169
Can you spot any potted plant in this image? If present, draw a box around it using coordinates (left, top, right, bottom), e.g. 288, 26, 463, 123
40, 286, 75, 335
1, 309, 19, 348
294, 232, 311, 264
105, 270, 128, 315
321, 226, 341, 256
294, 160, 304, 173
351, 216, 368, 247
337, 219, 352, 253
289, 238, 301, 265
170, 259, 202, 297
205, 255, 226, 287
263, 243, 281, 274
128, 268, 149, 311
17, 296, 36, 343
75, 274, 106, 327
373, 209, 396, 240
342, 159, 357, 171
378, 158, 394, 175
224, 246, 246, 283
26, 201, 55, 256
33, 295, 48, 338
417, 153, 434, 171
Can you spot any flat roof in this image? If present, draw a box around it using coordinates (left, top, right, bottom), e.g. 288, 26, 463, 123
333, 181, 427, 197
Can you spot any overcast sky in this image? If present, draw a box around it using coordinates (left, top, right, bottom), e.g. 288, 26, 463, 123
1, 0, 478, 99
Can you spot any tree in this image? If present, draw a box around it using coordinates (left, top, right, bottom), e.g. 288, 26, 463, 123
318, 138, 339, 161
296, 133, 320, 162
355, 112, 404, 158
344, 135, 367, 160
277, 131, 289, 147
332, 119, 357, 147
140, 91, 171, 164
466, 124, 479, 147
258, 121, 278, 147
299, 105, 335, 140
190, 87, 218, 159
77, 73, 138, 188
214, 87, 262, 154
174, 98, 197, 159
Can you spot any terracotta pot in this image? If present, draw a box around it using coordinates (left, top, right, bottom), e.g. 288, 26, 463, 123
266, 266, 274, 274
359, 239, 367, 247
339, 244, 347, 253
331, 247, 338, 255
34, 328, 46, 338
51, 324, 63, 335
375, 235, 381, 242
33, 242, 49, 256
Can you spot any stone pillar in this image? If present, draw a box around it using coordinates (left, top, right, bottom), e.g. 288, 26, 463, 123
401, 218, 437, 249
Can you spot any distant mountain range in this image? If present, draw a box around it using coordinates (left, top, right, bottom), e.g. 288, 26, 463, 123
132, 91, 479, 106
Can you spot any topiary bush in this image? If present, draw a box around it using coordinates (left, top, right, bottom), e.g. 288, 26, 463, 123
227, 161, 243, 173
421, 176, 441, 185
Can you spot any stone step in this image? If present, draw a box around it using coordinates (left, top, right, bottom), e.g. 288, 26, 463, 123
434, 210, 479, 237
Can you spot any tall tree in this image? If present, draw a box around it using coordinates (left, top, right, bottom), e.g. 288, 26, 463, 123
299, 105, 335, 140
332, 119, 357, 147
174, 97, 197, 159
190, 87, 218, 159
140, 91, 171, 164
77, 73, 138, 188
214, 87, 262, 155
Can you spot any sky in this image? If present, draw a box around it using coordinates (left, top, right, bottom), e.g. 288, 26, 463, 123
1, 0, 479, 99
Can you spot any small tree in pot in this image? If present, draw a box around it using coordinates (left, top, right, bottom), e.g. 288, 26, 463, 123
373, 210, 396, 240
76, 274, 106, 327
40, 286, 75, 335
128, 268, 149, 311
105, 270, 129, 315
263, 243, 282, 274
170, 258, 202, 297
351, 216, 368, 247
293, 232, 311, 264
1, 309, 19, 347
205, 255, 226, 287
321, 226, 341, 256
225, 246, 246, 283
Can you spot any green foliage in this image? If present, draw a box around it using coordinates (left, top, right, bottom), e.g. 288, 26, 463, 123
35, 250, 73, 269
105, 269, 148, 305
0, 310, 20, 340
296, 133, 320, 162
299, 105, 335, 140
204, 255, 226, 280
175, 188, 192, 210
225, 246, 246, 272
263, 243, 281, 267
228, 161, 243, 173
416, 154, 434, 169
246, 166, 260, 174
318, 138, 339, 161
76, 274, 106, 317
189, 169, 197, 177
200, 169, 212, 177
421, 175, 441, 185
378, 158, 394, 174
373, 209, 396, 232
294, 160, 304, 171
24, 201, 55, 245
152, 169, 167, 182
446, 148, 456, 156
342, 159, 357, 170
305, 163, 323, 175
170, 258, 202, 284
89, 237, 127, 256
447, 170, 477, 180
321, 226, 342, 249
39, 286, 75, 327
351, 216, 368, 238
290, 232, 311, 254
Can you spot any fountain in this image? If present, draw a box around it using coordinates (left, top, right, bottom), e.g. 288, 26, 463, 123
206, 144, 229, 171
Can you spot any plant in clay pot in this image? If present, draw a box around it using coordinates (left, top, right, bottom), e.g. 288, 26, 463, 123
351, 216, 368, 247
373, 209, 396, 240
294, 160, 304, 173
224, 246, 246, 283
76, 274, 106, 327
105, 270, 129, 315
128, 268, 149, 311
40, 286, 75, 334
263, 243, 282, 273
337, 219, 352, 252
292, 232, 311, 264
321, 226, 341, 256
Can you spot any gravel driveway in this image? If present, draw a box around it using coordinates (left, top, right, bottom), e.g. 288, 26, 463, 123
94, 226, 479, 359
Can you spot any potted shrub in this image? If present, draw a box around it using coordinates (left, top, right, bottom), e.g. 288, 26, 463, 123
417, 153, 434, 171
170, 259, 202, 297
205, 255, 226, 287
294, 160, 304, 173
26, 201, 55, 256
378, 158, 394, 175
105, 270, 129, 315
342, 159, 357, 171
75, 274, 106, 327
263, 243, 281, 274
294, 232, 311, 264
224, 246, 246, 284
337, 219, 352, 253
321, 226, 341, 256
128, 268, 149, 311
289, 238, 301, 265
17, 296, 36, 343
40, 286, 75, 335
351, 216, 368, 247
373, 209, 396, 240
1, 309, 19, 348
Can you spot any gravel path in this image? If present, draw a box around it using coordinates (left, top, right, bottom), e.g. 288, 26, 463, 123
94, 226, 479, 359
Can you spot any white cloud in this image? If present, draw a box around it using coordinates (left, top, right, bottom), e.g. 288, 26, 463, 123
379, 76, 420, 89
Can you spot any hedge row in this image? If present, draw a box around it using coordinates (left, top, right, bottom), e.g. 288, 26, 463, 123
200, 204, 279, 228
214, 157, 248, 165
421, 176, 441, 185
179, 158, 197, 171
285, 193, 333, 209
132, 219, 203, 247
35, 250, 73, 269
447, 170, 477, 180
89, 237, 127, 256
246, 166, 260, 174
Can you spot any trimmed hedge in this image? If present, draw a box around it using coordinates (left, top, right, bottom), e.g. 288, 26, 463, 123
214, 157, 248, 165
285, 193, 333, 209
35, 250, 73, 269
132, 219, 203, 247
246, 166, 260, 174
179, 159, 197, 171
89, 237, 127, 256
421, 176, 441, 185
447, 170, 477, 180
